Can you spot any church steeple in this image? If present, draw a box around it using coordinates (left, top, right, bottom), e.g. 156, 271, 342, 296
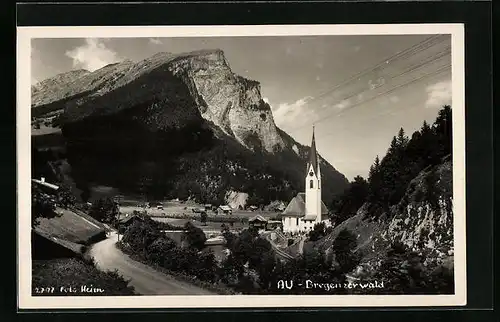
307, 126, 319, 174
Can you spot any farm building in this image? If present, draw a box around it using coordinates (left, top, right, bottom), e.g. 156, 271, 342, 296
248, 215, 268, 230
117, 214, 143, 233
218, 205, 232, 215
32, 177, 60, 192
267, 220, 283, 231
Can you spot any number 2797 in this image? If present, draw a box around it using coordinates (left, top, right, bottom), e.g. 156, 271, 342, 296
34, 287, 55, 294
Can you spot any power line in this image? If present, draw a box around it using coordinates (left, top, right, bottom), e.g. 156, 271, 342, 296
335, 65, 451, 117
306, 34, 449, 105
288, 50, 451, 134
312, 65, 451, 139
329, 48, 451, 106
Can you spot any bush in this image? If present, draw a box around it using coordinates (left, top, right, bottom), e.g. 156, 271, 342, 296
182, 221, 207, 250
368, 242, 454, 294
308, 222, 326, 241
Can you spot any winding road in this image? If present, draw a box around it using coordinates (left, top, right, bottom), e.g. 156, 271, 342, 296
88, 232, 215, 295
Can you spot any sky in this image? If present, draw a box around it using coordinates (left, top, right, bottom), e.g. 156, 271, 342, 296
31, 34, 452, 180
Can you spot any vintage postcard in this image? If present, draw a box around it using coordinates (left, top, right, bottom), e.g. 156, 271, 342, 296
17, 24, 465, 309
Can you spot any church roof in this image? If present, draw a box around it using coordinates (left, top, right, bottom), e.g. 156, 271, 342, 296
281, 193, 329, 218
307, 127, 319, 173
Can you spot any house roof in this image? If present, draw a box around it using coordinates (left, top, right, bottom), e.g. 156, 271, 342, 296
119, 214, 141, 224
34, 230, 84, 255
249, 215, 268, 223
303, 214, 318, 221
219, 205, 232, 211
281, 193, 329, 218
32, 178, 60, 191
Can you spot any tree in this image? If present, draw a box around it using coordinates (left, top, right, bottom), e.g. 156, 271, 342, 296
146, 236, 177, 264
193, 249, 217, 282
182, 221, 207, 251
396, 127, 409, 148
221, 224, 237, 249
80, 186, 91, 203
309, 222, 326, 241
331, 175, 370, 224
89, 198, 119, 224
122, 219, 162, 254
331, 229, 360, 274
248, 237, 272, 269
57, 186, 76, 209
434, 105, 452, 158
257, 251, 278, 291
200, 211, 208, 226
367, 155, 383, 210
32, 185, 57, 227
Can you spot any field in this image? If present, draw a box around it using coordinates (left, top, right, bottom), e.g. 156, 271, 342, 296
118, 200, 281, 220
118, 200, 282, 235
153, 217, 243, 231
34, 207, 106, 245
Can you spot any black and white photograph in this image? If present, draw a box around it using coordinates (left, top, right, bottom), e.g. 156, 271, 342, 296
17, 24, 466, 309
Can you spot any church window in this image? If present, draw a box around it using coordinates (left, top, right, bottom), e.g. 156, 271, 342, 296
310, 180, 314, 188
296, 218, 299, 225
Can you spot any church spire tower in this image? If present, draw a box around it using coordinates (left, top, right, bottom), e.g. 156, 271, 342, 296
307, 126, 319, 173
305, 126, 322, 224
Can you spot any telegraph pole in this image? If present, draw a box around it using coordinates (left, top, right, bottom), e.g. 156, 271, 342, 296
114, 194, 123, 242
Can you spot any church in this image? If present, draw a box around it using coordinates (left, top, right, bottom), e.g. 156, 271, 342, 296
281, 127, 329, 234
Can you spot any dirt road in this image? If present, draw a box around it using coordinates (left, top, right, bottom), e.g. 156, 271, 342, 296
88, 232, 215, 295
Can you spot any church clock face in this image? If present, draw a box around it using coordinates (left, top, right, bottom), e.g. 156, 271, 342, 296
309, 171, 314, 177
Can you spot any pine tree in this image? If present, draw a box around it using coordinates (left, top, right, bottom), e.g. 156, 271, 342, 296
396, 127, 409, 148
367, 155, 383, 211
388, 136, 398, 154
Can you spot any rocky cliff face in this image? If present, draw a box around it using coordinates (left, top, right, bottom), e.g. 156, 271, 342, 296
382, 160, 453, 267
167, 50, 285, 152
31, 49, 349, 204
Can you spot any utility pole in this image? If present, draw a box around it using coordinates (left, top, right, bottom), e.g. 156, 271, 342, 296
114, 194, 123, 242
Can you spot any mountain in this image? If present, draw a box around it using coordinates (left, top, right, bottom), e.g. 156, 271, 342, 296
31, 49, 349, 206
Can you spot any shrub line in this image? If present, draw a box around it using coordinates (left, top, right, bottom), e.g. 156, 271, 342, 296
116, 242, 239, 295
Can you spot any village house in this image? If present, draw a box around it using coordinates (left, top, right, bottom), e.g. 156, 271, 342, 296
117, 213, 143, 234
267, 220, 282, 231
218, 205, 232, 215
32, 177, 60, 200
248, 215, 268, 230
281, 127, 329, 234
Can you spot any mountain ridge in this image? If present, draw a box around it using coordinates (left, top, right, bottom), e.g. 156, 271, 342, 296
31, 49, 349, 206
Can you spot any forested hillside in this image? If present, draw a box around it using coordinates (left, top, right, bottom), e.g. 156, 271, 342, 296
330, 105, 452, 224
